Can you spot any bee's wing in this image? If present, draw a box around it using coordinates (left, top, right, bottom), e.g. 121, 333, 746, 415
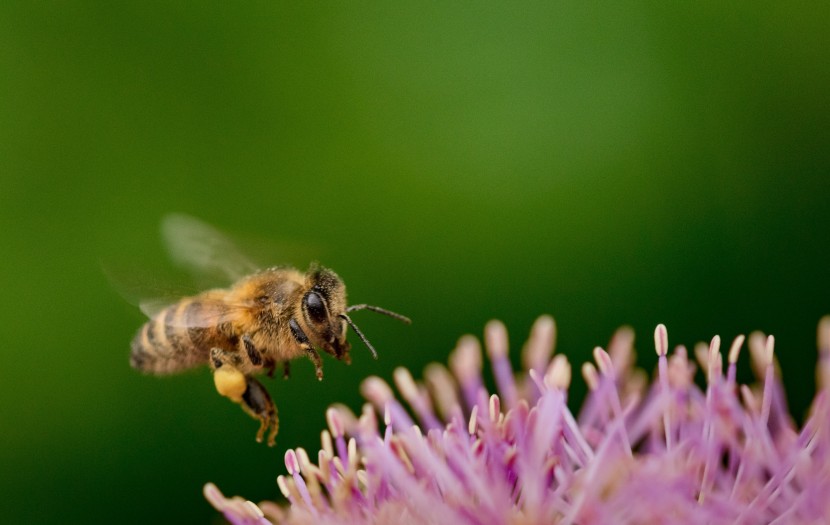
104, 258, 246, 327
102, 261, 197, 317
107, 214, 318, 321
138, 297, 176, 319
153, 295, 253, 328
161, 213, 260, 284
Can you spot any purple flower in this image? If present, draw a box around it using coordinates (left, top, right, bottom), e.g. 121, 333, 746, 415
206, 316, 830, 524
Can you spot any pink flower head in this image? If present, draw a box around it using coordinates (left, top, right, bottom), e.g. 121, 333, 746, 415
207, 316, 830, 524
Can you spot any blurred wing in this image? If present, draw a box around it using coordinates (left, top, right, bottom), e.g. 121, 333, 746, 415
107, 214, 319, 321
161, 213, 260, 284
102, 260, 196, 318
138, 297, 176, 319
149, 296, 252, 328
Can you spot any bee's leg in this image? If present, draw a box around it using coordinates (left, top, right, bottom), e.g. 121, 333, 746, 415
305, 349, 323, 381
209, 348, 278, 446
282, 361, 291, 379
265, 359, 277, 379
240, 376, 278, 447
289, 318, 323, 380
241, 334, 264, 367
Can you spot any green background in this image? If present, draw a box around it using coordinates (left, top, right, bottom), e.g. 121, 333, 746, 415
2, 2, 829, 523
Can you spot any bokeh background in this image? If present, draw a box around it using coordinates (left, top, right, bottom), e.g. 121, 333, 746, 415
2, 2, 829, 523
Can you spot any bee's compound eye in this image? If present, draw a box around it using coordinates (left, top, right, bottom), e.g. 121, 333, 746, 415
304, 292, 327, 323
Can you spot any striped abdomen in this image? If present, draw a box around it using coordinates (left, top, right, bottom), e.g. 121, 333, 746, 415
130, 296, 231, 375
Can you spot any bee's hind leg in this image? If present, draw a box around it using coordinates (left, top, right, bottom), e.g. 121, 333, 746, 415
210, 347, 278, 446
240, 376, 278, 447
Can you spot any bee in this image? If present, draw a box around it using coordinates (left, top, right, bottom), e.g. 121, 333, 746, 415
128, 214, 410, 446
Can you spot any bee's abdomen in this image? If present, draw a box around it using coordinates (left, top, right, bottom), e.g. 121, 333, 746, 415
130, 301, 209, 375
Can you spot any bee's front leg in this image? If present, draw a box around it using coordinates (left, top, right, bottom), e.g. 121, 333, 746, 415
210, 347, 279, 446
289, 318, 323, 380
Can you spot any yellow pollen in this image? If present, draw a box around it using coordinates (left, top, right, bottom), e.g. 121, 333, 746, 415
214, 368, 246, 402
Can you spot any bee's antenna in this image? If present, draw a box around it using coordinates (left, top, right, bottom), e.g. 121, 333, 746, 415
346, 304, 412, 325
339, 314, 379, 360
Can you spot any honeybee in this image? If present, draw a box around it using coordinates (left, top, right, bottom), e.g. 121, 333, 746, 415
128, 214, 410, 446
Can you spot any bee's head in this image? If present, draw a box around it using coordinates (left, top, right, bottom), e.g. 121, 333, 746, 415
301, 263, 411, 362
302, 264, 351, 361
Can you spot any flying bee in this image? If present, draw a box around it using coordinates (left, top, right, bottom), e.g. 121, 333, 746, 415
127, 214, 410, 446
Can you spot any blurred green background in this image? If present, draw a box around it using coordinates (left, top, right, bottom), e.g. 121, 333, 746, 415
2, 2, 829, 523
